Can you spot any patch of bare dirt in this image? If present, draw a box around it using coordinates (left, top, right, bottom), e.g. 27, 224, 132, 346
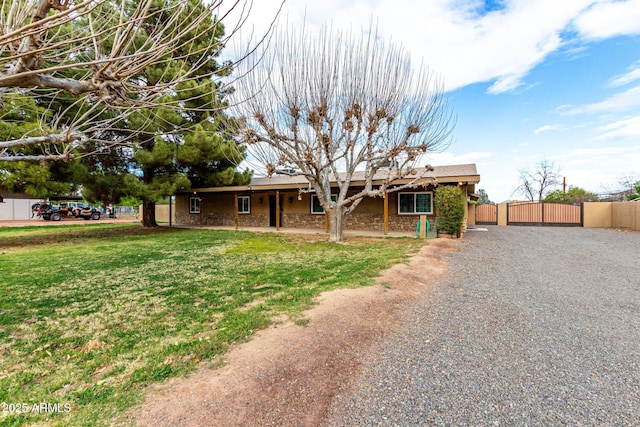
129, 239, 455, 427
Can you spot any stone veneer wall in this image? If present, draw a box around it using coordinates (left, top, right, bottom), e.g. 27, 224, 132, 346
387, 215, 436, 232
175, 212, 235, 226
343, 213, 384, 231
282, 213, 326, 229
238, 213, 269, 227
280, 211, 435, 232
175, 191, 439, 233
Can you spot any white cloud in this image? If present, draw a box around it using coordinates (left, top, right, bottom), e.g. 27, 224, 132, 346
558, 86, 640, 115
594, 115, 640, 140
374, 0, 590, 93
228, 0, 605, 94
534, 124, 567, 134
608, 62, 640, 88
226, 1, 640, 95
574, 0, 640, 40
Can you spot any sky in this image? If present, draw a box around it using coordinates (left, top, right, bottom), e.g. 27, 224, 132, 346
222, 0, 640, 202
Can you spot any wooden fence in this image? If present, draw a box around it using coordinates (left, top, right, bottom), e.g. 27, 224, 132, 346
507, 202, 583, 226
476, 204, 498, 225
474, 201, 638, 230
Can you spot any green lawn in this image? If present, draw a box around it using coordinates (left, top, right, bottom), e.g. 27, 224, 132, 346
0, 224, 424, 426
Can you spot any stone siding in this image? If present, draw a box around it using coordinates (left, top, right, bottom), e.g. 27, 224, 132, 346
282, 213, 326, 229
238, 213, 269, 227
344, 213, 384, 231
175, 212, 235, 226
389, 215, 436, 232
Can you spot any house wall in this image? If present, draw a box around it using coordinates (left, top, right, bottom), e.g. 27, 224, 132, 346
282, 192, 325, 229
175, 186, 454, 232
279, 191, 430, 232
467, 203, 476, 226
176, 194, 227, 226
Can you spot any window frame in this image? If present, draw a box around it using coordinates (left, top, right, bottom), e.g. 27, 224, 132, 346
189, 197, 201, 214
397, 192, 433, 215
311, 194, 337, 214
238, 195, 250, 214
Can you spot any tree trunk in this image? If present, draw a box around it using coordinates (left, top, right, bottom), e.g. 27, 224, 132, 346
327, 207, 345, 242
142, 200, 158, 227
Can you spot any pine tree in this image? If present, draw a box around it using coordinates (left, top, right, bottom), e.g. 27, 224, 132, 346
121, 0, 250, 227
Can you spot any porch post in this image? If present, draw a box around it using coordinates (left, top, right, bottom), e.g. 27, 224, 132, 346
276, 190, 280, 231
419, 214, 427, 239
325, 213, 329, 233
383, 191, 389, 235
234, 193, 239, 230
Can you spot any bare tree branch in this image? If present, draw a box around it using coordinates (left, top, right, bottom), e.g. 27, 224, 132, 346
0, 0, 280, 161
515, 159, 561, 202
231, 23, 454, 241
0, 132, 81, 149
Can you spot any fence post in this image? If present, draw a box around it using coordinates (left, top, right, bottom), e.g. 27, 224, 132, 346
499, 203, 508, 226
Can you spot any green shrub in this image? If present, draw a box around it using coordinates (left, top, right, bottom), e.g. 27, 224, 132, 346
434, 185, 466, 236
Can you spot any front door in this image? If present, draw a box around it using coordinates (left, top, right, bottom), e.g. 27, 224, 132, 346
269, 195, 277, 227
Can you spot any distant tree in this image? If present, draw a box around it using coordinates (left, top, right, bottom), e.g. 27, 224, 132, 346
477, 188, 493, 204
231, 24, 454, 242
629, 181, 640, 201
544, 186, 599, 204
601, 174, 640, 201
515, 160, 561, 202
78, 143, 132, 209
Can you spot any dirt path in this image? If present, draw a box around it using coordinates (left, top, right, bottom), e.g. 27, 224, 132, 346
129, 238, 455, 426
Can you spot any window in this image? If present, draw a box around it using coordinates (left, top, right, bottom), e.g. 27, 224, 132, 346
238, 196, 250, 214
311, 194, 337, 214
190, 197, 200, 214
398, 192, 433, 214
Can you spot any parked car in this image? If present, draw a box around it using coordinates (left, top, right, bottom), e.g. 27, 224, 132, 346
32, 201, 101, 221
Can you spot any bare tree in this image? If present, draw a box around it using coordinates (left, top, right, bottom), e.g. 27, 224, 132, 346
616, 173, 640, 200
515, 159, 561, 202
231, 24, 454, 242
0, 0, 280, 162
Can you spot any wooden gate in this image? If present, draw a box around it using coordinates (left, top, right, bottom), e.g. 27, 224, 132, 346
507, 202, 583, 226
476, 204, 498, 225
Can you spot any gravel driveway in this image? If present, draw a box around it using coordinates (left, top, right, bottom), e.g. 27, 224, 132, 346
327, 226, 640, 426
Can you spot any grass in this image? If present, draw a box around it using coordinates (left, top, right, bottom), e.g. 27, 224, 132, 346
0, 224, 424, 426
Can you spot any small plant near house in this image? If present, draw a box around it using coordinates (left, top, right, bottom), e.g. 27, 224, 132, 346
434, 185, 466, 237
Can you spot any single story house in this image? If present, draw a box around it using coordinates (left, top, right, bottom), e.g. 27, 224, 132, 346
174, 163, 480, 234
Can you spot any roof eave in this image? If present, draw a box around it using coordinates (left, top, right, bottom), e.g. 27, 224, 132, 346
180, 174, 480, 194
